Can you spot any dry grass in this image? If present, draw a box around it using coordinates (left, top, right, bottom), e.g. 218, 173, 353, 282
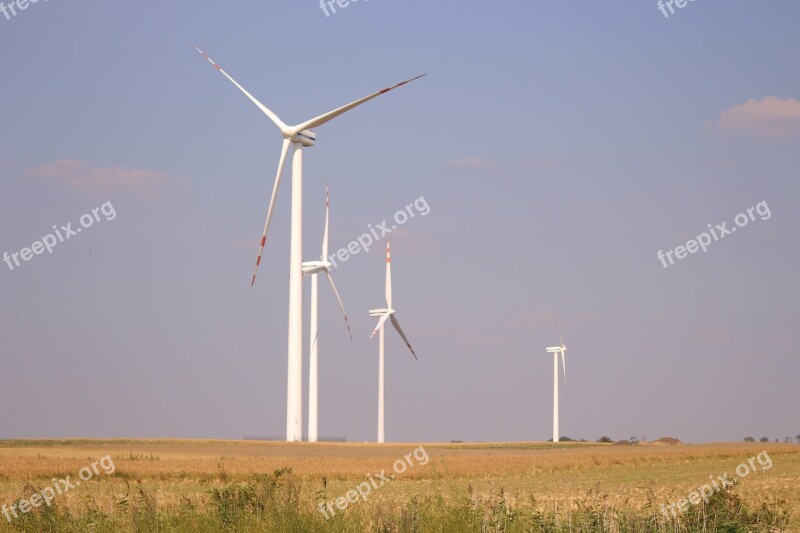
0, 439, 798, 529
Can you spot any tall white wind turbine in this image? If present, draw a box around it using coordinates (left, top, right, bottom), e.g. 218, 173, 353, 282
194, 45, 423, 441
545, 314, 567, 443
303, 185, 351, 443
369, 241, 417, 443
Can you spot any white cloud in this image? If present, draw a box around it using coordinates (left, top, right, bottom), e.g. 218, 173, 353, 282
717, 96, 800, 138
28, 159, 187, 201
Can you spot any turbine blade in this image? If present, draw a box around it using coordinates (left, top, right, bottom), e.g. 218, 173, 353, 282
251, 138, 291, 286
193, 44, 288, 133
322, 183, 330, 260
294, 75, 425, 133
369, 313, 391, 340
556, 309, 564, 348
555, 309, 566, 388
385, 241, 392, 309
310, 331, 319, 360
390, 315, 417, 360
324, 271, 352, 341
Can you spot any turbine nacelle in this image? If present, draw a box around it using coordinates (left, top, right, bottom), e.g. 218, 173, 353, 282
546, 345, 566, 353
369, 308, 395, 317
302, 260, 332, 275
288, 129, 316, 147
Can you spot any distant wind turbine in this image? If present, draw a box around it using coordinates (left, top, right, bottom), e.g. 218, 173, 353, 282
545, 312, 567, 443
369, 241, 417, 443
303, 185, 351, 443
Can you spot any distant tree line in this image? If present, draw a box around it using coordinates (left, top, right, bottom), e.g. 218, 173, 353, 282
743, 436, 800, 444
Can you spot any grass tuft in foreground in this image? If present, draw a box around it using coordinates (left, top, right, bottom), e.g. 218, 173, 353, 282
1, 467, 792, 532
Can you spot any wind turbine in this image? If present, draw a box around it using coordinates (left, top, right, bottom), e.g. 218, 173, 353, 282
545, 313, 567, 443
369, 241, 417, 443
303, 184, 351, 443
193, 45, 424, 442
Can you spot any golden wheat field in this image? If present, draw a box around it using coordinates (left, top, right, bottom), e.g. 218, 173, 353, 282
0, 439, 798, 531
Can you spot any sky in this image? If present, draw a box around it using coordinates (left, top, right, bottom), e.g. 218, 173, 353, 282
1, 0, 799, 444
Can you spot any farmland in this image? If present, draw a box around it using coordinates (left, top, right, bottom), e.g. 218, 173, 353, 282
0, 439, 797, 531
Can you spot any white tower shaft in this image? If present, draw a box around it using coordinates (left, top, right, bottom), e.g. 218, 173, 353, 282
308, 272, 319, 442
378, 323, 386, 443
553, 351, 559, 443
286, 143, 304, 442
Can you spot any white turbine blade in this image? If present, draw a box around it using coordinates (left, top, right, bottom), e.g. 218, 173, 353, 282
193, 45, 288, 134
390, 315, 417, 360
251, 138, 291, 286
310, 331, 319, 361
555, 309, 566, 386
369, 313, 391, 340
324, 271, 352, 341
555, 309, 564, 347
385, 241, 393, 309
293, 74, 425, 133
321, 183, 330, 260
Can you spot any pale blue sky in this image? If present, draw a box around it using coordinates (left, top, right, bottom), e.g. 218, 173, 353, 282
1, 0, 798, 443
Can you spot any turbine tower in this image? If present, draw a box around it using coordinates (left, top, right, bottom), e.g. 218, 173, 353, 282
194, 45, 423, 441
303, 185, 351, 443
369, 241, 417, 443
545, 314, 567, 443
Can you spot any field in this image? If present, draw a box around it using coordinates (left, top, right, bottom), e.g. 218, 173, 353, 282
0, 439, 798, 531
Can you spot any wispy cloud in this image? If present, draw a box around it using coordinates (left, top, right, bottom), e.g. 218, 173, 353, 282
513, 309, 597, 333
697, 328, 731, 346
385, 228, 439, 255
517, 156, 560, 169
517, 309, 560, 329
444, 157, 492, 168
716, 96, 800, 138
28, 159, 187, 201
